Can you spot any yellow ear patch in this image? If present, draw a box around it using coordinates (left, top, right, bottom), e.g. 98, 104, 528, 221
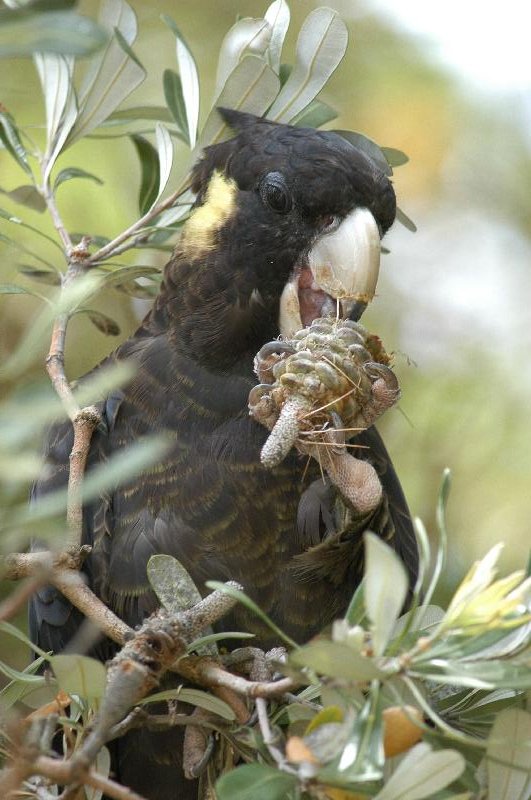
180, 171, 237, 257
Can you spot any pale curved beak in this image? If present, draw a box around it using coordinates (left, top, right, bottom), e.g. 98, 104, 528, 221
307, 206, 381, 312
279, 207, 382, 337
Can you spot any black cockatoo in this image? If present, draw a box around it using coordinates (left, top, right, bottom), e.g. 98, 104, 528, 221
30, 109, 418, 799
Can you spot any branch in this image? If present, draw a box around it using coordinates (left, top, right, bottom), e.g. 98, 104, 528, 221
86, 176, 191, 265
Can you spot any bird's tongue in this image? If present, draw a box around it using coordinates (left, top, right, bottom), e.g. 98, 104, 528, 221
297, 265, 336, 327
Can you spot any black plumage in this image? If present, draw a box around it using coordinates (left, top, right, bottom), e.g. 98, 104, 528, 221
30, 109, 418, 799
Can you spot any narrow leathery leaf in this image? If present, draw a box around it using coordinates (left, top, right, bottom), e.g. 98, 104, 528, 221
0, 657, 50, 710
154, 198, 193, 228
98, 265, 160, 285
364, 533, 409, 656
305, 705, 344, 734
486, 708, 531, 800
187, 631, 255, 652
345, 579, 367, 626
0, 110, 32, 175
411, 659, 531, 689
216, 763, 297, 800
415, 471, 451, 627
34, 53, 72, 148
155, 123, 173, 201
113, 279, 159, 299
336, 685, 383, 780
147, 554, 202, 614
0, 622, 49, 660
44, 85, 77, 181
67, 0, 145, 146
392, 605, 445, 639
0, 184, 46, 211
77, 0, 138, 105
80, 309, 121, 336
72, 362, 135, 409
0, 659, 51, 684
214, 17, 272, 98
86, 746, 111, 800
374, 743, 465, 800
206, 580, 297, 649
53, 167, 103, 191
0, 10, 107, 58
333, 129, 392, 176
138, 687, 235, 720
292, 99, 337, 128
109, 105, 173, 123
396, 207, 417, 232
50, 654, 107, 703
0, 283, 44, 298
198, 56, 280, 149
264, 0, 290, 73
162, 16, 199, 147
130, 134, 160, 214
163, 68, 189, 139
290, 641, 385, 681
382, 146, 409, 168
267, 8, 348, 124
17, 265, 60, 285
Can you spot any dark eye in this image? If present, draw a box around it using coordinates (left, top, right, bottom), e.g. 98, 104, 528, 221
259, 172, 292, 214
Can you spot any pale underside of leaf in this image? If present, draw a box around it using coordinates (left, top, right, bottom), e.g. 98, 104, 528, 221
214, 17, 273, 99
198, 56, 280, 150
264, 0, 290, 74
267, 7, 348, 124
364, 532, 409, 656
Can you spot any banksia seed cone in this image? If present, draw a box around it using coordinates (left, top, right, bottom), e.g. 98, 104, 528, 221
249, 317, 399, 469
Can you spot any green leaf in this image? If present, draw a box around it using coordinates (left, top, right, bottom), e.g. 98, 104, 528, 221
364, 533, 409, 656
138, 687, 236, 720
198, 56, 280, 148
486, 709, 531, 800
0, 110, 32, 175
155, 123, 173, 201
0, 282, 41, 296
77, 308, 121, 336
411, 658, 531, 690
330, 685, 384, 781
213, 16, 272, 99
396, 206, 417, 233
187, 631, 255, 653
264, 0, 290, 74
267, 8, 348, 124
333, 130, 392, 176
50, 654, 106, 703
34, 52, 73, 162
98, 265, 160, 286
0, 185, 46, 212
374, 743, 465, 800
147, 554, 202, 614
382, 146, 409, 168
130, 133, 159, 213
0, 657, 51, 710
162, 15, 199, 147
0, 9, 106, 58
290, 640, 384, 681
54, 167, 103, 191
0, 658, 49, 684
109, 105, 174, 123
216, 763, 297, 800
66, 0, 146, 147
345, 579, 366, 626
292, 99, 337, 129
205, 580, 297, 649
163, 68, 189, 140
0, 621, 49, 659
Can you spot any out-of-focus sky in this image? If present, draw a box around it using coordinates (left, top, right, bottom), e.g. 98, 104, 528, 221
367, 0, 531, 93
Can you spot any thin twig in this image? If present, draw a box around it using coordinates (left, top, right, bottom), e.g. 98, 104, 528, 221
86, 176, 191, 265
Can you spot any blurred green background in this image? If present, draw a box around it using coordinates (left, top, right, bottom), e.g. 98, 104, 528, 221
1, 0, 530, 611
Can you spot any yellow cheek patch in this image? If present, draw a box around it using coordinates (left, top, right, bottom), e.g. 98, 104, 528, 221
180, 171, 237, 257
